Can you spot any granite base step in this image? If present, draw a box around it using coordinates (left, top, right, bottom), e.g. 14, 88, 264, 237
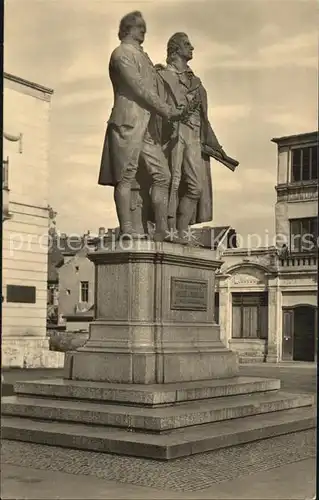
1, 406, 315, 460
12, 376, 281, 406
2, 375, 315, 459
1, 391, 314, 432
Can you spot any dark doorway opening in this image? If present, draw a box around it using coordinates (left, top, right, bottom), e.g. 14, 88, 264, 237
282, 305, 317, 361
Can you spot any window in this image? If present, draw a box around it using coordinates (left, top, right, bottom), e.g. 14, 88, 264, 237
290, 218, 318, 252
291, 146, 318, 182
232, 293, 268, 339
80, 281, 89, 302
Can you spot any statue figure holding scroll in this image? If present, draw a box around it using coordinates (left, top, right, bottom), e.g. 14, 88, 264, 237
155, 32, 239, 242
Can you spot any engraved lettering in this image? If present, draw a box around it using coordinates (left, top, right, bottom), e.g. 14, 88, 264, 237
171, 278, 208, 311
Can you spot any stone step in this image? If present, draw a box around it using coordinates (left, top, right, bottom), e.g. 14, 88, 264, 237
1, 406, 315, 460
1, 391, 314, 432
13, 376, 281, 406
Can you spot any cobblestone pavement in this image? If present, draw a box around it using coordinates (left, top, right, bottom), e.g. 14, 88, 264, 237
2, 459, 316, 500
1, 430, 315, 493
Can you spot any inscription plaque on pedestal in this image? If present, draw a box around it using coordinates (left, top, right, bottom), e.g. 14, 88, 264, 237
171, 278, 208, 311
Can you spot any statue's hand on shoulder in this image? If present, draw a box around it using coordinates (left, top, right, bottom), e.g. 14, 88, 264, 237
168, 104, 190, 122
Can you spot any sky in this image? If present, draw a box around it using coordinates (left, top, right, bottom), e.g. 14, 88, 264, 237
4, 0, 318, 244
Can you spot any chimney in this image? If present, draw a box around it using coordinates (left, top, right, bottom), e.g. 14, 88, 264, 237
98, 227, 106, 237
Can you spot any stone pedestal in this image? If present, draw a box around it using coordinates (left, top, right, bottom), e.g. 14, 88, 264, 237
68, 241, 238, 384
2, 241, 315, 461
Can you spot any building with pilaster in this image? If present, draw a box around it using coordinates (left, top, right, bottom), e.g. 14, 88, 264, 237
216, 131, 318, 363
2, 73, 63, 368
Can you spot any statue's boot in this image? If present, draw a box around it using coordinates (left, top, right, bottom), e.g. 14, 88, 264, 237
114, 183, 142, 240
157, 217, 187, 245
176, 196, 198, 245
151, 190, 187, 245
152, 186, 171, 242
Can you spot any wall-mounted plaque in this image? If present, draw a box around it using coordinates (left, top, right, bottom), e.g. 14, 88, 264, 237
6, 285, 36, 304
171, 278, 208, 311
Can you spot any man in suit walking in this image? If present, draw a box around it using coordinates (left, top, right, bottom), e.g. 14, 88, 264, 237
98, 11, 185, 240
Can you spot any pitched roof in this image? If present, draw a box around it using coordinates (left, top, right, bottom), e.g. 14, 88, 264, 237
48, 235, 95, 282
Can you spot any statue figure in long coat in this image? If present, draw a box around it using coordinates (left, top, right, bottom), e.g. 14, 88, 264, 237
154, 32, 239, 241
97, 12, 185, 240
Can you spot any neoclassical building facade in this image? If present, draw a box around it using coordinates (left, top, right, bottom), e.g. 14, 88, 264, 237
216, 131, 318, 363
2, 73, 63, 368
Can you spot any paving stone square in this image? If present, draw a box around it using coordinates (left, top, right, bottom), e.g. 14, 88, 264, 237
1, 429, 315, 493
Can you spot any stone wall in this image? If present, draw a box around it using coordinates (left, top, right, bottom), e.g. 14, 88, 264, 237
229, 339, 267, 363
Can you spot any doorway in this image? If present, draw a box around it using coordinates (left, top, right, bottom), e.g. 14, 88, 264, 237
282, 305, 317, 361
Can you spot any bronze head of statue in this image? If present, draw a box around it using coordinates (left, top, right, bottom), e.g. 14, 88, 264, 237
118, 11, 146, 45
166, 32, 194, 65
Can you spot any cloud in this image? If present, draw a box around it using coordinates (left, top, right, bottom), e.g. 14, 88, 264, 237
212, 31, 318, 69
61, 53, 105, 86
188, 37, 238, 74
260, 32, 317, 58
241, 168, 276, 188
5, 0, 317, 238
259, 23, 281, 40
212, 104, 250, 121
265, 112, 317, 134
258, 31, 318, 68
213, 56, 317, 70
212, 169, 242, 193
55, 195, 117, 236
57, 90, 108, 108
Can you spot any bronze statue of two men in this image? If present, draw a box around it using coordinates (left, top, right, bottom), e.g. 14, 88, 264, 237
98, 10, 238, 244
